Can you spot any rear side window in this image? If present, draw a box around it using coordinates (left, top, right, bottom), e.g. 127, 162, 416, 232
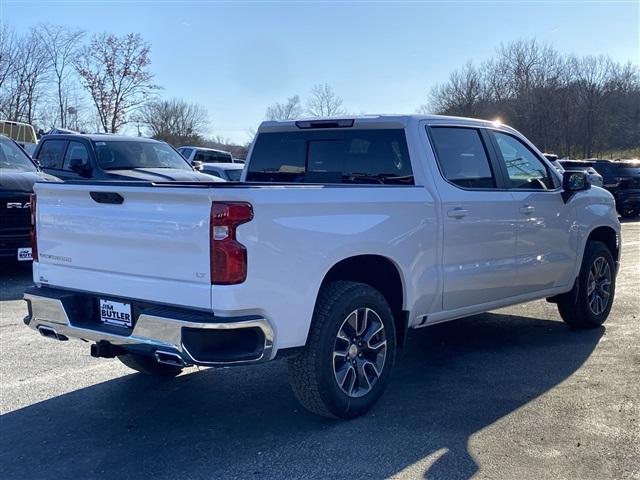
37, 140, 67, 169
247, 129, 413, 185
429, 127, 495, 189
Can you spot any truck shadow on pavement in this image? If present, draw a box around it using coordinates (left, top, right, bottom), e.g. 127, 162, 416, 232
1, 312, 602, 480
0, 262, 33, 301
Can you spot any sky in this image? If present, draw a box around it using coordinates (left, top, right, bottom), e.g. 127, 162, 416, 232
2, 0, 639, 143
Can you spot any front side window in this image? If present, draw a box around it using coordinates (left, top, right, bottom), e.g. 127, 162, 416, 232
62, 141, 90, 171
247, 129, 413, 185
0, 137, 38, 172
94, 141, 192, 171
492, 132, 554, 190
37, 140, 67, 169
429, 127, 496, 189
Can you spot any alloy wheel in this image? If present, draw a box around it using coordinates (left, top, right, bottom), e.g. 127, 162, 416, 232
332, 307, 387, 398
587, 256, 612, 316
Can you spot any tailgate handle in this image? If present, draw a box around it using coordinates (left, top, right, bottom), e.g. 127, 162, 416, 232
90, 192, 124, 205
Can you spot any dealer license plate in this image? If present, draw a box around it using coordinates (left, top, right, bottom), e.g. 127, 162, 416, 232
17, 247, 32, 261
99, 299, 132, 328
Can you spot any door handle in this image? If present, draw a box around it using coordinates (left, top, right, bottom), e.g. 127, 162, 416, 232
519, 205, 535, 215
447, 207, 469, 219
90, 192, 124, 204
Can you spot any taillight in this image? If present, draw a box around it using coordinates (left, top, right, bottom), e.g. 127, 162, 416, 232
30, 193, 38, 261
210, 202, 253, 285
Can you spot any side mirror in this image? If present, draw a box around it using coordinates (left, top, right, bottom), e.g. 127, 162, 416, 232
562, 170, 590, 203
191, 160, 203, 171
69, 158, 92, 177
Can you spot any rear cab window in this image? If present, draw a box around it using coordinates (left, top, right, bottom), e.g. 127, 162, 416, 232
247, 129, 413, 185
194, 150, 233, 163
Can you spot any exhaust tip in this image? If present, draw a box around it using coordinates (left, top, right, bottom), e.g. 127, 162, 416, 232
37, 325, 68, 341
154, 350, 185, 367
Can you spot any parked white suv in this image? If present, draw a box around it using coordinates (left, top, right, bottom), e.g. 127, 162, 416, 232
24, 115, 620, 418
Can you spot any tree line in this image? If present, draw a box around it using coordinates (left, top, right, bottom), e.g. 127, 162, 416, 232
1, 26, 637, 159
423, 39, 640, 158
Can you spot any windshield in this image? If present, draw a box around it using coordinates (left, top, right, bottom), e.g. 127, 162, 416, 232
0, 137, 38, 172
94, 140, 192, 171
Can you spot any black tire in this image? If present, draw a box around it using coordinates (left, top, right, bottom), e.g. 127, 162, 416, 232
557, 240, 616, 329
117, 352, 183, 377
288, 281, 397, 419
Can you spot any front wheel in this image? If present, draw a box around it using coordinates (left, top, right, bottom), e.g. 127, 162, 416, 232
557, 240, 616, 329
288, 281, 397, 419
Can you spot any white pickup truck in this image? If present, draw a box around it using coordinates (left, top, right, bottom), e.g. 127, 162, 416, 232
24, 115, 620, 418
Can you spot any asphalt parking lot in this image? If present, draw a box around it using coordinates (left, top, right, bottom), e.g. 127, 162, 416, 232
1, 220, 638, 480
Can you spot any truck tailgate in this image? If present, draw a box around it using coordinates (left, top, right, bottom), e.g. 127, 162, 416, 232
33, 183, 213, 309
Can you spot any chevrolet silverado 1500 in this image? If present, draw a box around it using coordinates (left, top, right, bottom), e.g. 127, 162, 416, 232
24, 115, 620, 418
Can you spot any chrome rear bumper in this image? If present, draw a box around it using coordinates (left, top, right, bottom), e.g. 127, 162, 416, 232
24, 287, 274, 366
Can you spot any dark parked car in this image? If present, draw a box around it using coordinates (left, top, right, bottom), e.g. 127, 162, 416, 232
557, 160, 604, 187
590, 159, 640, 218
0, 135, 59, 262
32, 134, 223, 182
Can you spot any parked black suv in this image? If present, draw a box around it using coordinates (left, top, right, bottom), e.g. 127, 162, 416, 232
32, 134, 222, 182
0, 135, 59, 262
591, 160, 640, 218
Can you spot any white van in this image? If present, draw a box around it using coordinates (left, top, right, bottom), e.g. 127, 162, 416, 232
0, 120, 38, 156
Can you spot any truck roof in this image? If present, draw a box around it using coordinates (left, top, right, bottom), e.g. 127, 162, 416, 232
258, 114, 500, 133
40, 133, 164, 143
179, 146, 231, 154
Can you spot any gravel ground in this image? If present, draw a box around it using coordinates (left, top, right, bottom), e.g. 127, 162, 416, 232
1, 220, 638, 480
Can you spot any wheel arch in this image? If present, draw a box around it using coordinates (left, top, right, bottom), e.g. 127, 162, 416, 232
586, 225, 620, 264
318, 254, 409, 348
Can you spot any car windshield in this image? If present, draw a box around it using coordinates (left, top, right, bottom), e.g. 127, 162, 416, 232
226, 169, 242, 181
94, 140, 192, 171
0, 137, 38, 172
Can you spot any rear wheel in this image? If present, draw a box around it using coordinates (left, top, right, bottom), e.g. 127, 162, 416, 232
288, 281, 396, 419
117, 353, 183, 377
557, 241, 616, 329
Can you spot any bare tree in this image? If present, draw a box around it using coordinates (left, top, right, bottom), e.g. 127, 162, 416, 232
0, 26, 18, 95
265, 95, 302, 120
572, 55, 613, 157
306, 83, 345, 117
0, 30, 50, 123
74, 33, 157, 133
138, 97, 209, 145
425, 61, 485, 117
36, 24, 84, 128
425, 38, 640, 158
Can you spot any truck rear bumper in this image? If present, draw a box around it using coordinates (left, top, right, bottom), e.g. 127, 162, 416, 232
23, 286, 274, 366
